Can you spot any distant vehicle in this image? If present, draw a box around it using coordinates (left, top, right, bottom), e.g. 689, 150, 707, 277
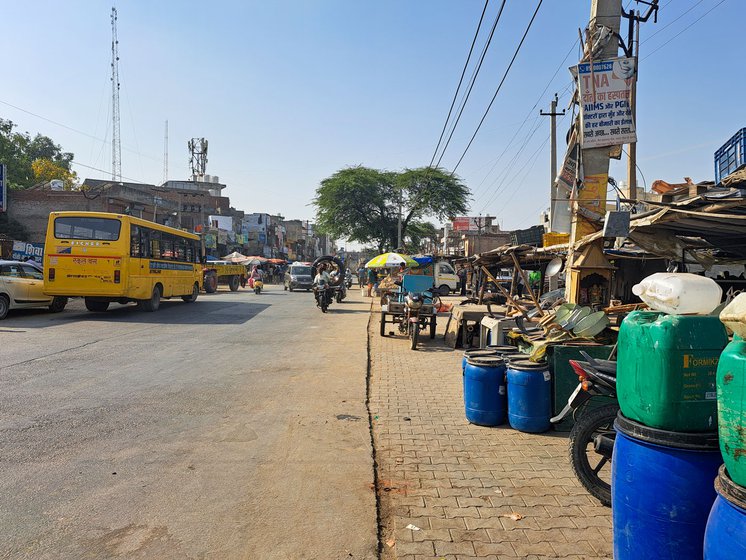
284, 263, 314, 291
202, 261, 246, 293
0, 260, 67, 320
43, 211, 202, 312
433, 260, 460, 295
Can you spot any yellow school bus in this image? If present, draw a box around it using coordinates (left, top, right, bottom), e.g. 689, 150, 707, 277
43, 211, 202, 312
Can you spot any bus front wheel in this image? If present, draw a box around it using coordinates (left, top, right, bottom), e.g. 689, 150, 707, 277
85, 298, 109, 312
139, 286, 161, 312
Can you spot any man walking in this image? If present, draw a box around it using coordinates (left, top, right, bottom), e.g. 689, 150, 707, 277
458, 264, 468, 296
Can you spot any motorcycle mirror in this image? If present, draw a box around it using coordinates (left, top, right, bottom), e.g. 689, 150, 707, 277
545, 257, 563, 278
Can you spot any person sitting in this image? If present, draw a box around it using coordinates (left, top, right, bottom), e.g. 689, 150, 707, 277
248, 265, 263, 288
314, 263, 331, 287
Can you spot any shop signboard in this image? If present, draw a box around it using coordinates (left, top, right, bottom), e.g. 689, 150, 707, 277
12, 241, 44, 261
575, 57, 637, 149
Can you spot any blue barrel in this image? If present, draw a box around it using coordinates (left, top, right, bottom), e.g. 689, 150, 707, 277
506, 360, 551, 433
461, 349, 497, 371
612, 414, 721, 560
463, 356, 507, 426
704, 465, 746, 559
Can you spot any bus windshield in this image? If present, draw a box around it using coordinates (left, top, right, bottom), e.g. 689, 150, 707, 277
54, 216, 121, 241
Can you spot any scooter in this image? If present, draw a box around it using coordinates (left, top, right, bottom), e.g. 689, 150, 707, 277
550, 351, 618, 506
249, 277, 264, 294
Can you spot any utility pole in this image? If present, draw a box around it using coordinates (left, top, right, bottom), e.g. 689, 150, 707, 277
540, 93, 566, 232
110, 7, 122, 182
396, 187, 402, 251
163, 120, 169, 185
565, 0, 622, 304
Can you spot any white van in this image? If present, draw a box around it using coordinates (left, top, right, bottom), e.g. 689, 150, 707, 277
433, 261, 459, 295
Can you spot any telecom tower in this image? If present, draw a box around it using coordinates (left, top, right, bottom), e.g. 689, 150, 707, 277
163, 120, 168, 184
110, 7, 122, 182
188, 138, 208, 179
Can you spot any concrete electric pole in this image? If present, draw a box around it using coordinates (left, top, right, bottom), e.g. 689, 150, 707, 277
540, 93, 566, 233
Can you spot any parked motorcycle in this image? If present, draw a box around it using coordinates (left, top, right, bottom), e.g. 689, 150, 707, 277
550, 351, 618, 506
345, 270, 353, 288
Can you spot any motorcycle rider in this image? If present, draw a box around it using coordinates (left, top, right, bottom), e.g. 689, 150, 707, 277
248, 265, 263, 289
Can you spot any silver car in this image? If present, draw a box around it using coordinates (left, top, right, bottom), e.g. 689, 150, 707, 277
284, 264, 314, 292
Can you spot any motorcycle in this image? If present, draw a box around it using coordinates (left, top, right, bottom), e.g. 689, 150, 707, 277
313, 281, 334, 312
335, 284, 347, 303
400, 290, 438, 350
551, 351, 618, 506
344, 270, 353, 288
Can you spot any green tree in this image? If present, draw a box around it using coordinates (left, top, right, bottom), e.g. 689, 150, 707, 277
314, 166, 468, 251
0, 118, 74, 189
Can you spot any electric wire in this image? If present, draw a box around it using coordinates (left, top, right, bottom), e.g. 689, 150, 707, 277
448, 0, 544, 175
433, 0, 508, 168
642, 0, 728, 60
429, 0, 491, 168
640, 0, 705, 45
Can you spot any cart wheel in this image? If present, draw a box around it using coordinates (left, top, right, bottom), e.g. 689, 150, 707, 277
380, 312, 387, 336
430, 317, 437, 339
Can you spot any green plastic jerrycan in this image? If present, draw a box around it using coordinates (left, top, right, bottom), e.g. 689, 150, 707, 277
618, 311, 727, 432
717, 335, 746, 486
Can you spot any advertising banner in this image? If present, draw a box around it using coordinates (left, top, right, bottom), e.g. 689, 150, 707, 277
204, 234, 217, 249
12, 241, 45, 261
575, 57, 637, 148
451, 217, 485, 232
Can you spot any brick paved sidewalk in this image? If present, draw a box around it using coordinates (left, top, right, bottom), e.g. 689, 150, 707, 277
368, 303, 612, 560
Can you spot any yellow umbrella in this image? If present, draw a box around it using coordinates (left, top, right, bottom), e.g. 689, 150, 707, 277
365, 252, 418, 269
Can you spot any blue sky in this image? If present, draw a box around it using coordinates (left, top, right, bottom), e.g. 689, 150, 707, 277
0, 0, 741, 231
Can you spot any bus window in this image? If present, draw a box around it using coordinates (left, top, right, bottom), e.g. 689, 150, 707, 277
162, 235, 175, 260
175, 237, 187, 262
54, 216, 121, 240
130, 225, 142, 257
149, 230, 162, 259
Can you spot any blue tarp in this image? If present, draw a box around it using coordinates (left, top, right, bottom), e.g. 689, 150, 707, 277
413, 256, 433, 265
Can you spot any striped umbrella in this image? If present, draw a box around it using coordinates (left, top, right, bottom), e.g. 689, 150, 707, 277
365, 252, 418, 269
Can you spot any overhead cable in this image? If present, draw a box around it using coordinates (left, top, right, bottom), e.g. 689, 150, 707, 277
429, 0, 491, 168
449, 0, 544, 175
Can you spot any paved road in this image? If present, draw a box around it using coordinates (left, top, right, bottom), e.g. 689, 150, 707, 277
0, 286, 377, 560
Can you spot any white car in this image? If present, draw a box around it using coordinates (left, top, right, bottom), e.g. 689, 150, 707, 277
0, 260, 67, 320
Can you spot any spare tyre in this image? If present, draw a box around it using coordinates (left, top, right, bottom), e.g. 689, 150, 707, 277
312, 255, 346, 287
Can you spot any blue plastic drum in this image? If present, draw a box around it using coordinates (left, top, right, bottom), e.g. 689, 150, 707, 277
463, 356, 507, 426
506, 359, 551, 433
461, 349, 498, 372
704, 465, 746, 559
612, 413, 721, 560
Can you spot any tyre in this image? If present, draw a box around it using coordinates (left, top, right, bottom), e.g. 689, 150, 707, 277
182, 283, 199, 303
289, 285, 294, 292
85, 298, 109, 312
568, 403, 619, 507
0, 294, 9, 320
49, 296, 68, 313
229, 275, 240, 292
336, 291, 343, 303
409, 322, 420, 350
438, 284, 450, 296
380, 313, 387, 337
138, 286, 162, 312
429, 317, 437, 339
254, 286, 261, 294
204, 272, 217, 293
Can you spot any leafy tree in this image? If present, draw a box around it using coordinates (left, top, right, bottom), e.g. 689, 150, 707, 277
31, 158, 78, 190
405, 221, 439, 253
314, 166, 468, 251
0, 118, 74, 189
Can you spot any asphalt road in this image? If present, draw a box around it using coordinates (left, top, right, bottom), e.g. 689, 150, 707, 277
0, 286, 377, 560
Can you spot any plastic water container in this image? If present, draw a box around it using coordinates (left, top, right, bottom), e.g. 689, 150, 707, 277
463, 356, 507, 426
632, 272, 722, 315
461, 349, 496, 372
506, 360, 552, 433
617, 311, 727, 432
719, 292, 746, 337
704, 465, 746, 559
612, 413, 722, 560
716, 335, 746, 486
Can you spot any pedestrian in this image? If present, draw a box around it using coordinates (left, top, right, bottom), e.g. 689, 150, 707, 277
366, 267, 377, 297
458, 264, 468, 296
357, 266, 366, 287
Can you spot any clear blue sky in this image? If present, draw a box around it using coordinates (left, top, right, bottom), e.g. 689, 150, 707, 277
0, 0, 741, 231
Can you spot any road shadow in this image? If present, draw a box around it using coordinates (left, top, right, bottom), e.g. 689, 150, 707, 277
2, 300, 271, 327
326, 308, 369, 314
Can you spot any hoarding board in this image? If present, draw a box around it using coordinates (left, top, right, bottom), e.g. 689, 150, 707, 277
12, 241, 44, 261
575, 57, 637, 148
451, 217, 483, 232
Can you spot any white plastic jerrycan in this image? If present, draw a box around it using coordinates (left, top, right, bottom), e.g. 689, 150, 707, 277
632, 272, 722, 315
